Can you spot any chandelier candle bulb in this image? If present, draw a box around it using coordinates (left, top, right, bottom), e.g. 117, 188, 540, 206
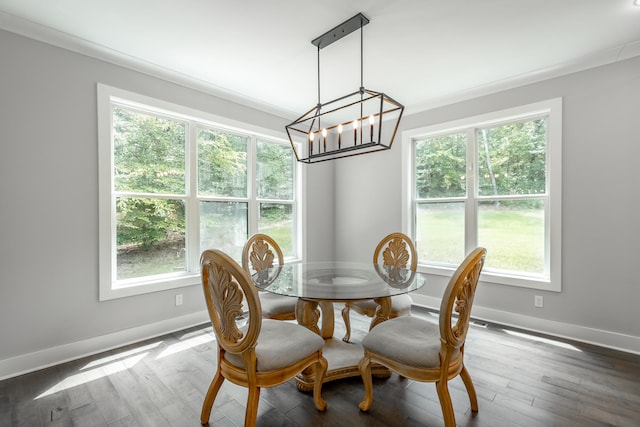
309, 131, 314, 155
369, 115, 375, 142
322, 128, 327, 152
353, 119, 358, 145
338, 124, 343, 148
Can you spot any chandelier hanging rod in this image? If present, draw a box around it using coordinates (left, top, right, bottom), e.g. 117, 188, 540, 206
311, 13, 370, 128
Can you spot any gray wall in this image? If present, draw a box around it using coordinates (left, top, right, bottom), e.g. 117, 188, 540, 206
334, 54, 640, 350
0, 29, 335, 374
304, 160, 336, 262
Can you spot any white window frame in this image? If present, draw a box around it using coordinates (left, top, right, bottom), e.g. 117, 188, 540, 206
97, 84, 302, 300
402, 98, 562, 292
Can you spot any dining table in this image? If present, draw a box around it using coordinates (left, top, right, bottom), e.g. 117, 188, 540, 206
251, 261, 427, 391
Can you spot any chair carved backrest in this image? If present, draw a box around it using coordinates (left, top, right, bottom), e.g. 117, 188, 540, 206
242, 234, 284, 273
242, 234, 285, 288
439, 247, 486, 361
201, 249, 262, 355
373, 232, 417, 270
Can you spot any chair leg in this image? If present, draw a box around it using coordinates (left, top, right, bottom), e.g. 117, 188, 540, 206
341, 305, 352, 342
200, 371, 224, 424
244, 386, 261, 427
313, 356, 328, 411
358, 356, 373, 411
435, 380, 456, 427
460, 365, 479, 412
369, 297, 392, 330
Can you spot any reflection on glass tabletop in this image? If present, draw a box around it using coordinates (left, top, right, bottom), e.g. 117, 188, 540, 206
252, 261, 426, 301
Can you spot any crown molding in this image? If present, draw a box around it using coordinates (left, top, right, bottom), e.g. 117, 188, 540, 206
0, 10, 295, 119
404, 40, 640, 115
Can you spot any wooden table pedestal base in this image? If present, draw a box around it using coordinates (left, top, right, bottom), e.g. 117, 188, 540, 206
294, 299, 391, 392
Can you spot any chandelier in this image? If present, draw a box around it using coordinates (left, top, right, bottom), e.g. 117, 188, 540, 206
286, 13, 404, 164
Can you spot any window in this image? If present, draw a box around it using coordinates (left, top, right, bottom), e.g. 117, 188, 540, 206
98, 84, 301, 300
403, 99, 562, 291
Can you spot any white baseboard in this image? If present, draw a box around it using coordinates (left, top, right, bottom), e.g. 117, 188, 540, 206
411, 294, 640, 355
0, 310, 210, 381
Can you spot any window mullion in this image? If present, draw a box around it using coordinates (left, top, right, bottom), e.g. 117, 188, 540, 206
465, 128, 477, 254
409, 140, 417, 244
248, 135, 258, 236
187, 122, 200, 272
294, 153, 303, 260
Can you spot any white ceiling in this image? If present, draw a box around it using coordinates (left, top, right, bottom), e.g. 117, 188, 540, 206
1, 0, 640, 118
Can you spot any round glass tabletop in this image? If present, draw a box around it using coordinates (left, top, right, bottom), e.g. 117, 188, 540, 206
252, 261, 426, 301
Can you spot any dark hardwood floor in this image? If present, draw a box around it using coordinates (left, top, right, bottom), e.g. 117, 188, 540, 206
1, 306, 639, 427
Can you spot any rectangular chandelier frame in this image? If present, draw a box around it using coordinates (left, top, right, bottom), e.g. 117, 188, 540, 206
286, 88, 404, 164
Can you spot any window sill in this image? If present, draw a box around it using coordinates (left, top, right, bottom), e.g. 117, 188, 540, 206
419, 264, 560, 292
99, 273, 200, 301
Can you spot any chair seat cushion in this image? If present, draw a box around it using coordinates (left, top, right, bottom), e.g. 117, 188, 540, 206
351, 294, 413, 313
259, 292, 297, 318
362, 316, 453, 368
225, 320, 324, 372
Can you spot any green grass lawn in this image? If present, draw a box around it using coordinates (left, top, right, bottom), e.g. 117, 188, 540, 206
417, 204, 544, 274
260, 222, 293, 257
258, 222, 293, 256
117, 222, 294, 280
117, 242, 185, 280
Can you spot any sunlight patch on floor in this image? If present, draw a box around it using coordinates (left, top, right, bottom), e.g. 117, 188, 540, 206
81, 341, 162, 370
504, 329, 582, 352
35, 349, 153, 399
156, 332, 215, 359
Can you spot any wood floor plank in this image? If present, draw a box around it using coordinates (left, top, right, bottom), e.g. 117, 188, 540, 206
0, 393, 12, 427
106, 362, 172, 427
70, 402, 108, 427
127, 355, 200, 427
106, 414, 139, 427
140, 347, 205, 416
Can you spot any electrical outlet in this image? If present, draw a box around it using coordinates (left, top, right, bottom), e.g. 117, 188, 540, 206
175, 294, 183, 306
534, 295, 543, 308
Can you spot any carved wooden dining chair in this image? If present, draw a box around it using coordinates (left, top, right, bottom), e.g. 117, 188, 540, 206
358, 247, 486, 427
242, 233, 297, 320
200, 249, 327, 426
341, 232, 417, 342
